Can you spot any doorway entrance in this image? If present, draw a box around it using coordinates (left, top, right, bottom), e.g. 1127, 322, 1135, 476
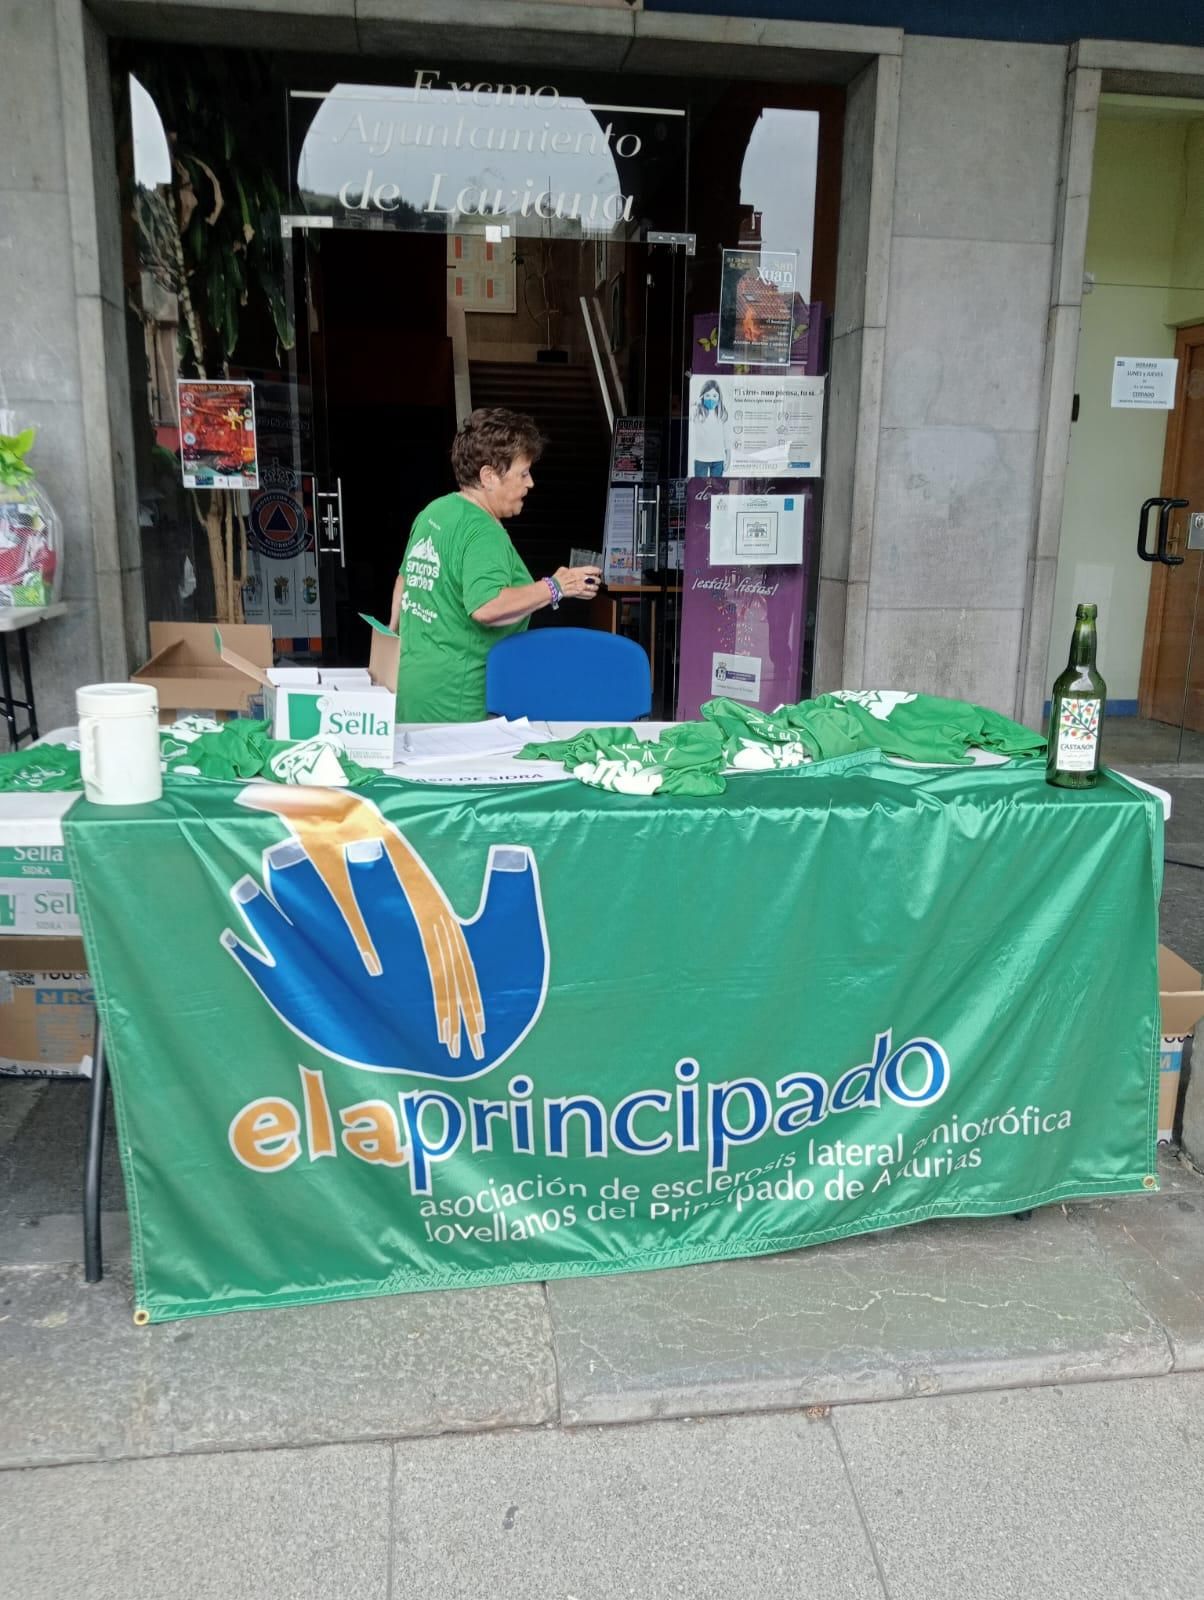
281, 73, 692, 708
1050, 94, 1204, 764
288, 219, 689, 689
117, 44, 841, 721
1138, 322, 1204, 735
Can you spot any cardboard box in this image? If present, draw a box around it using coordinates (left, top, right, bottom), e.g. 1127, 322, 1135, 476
1158, 944, 1204, 1143
218, 623, 400, 770
0, 936, 93, 1078
133, 622, 272, 721
0, 844, 79, 935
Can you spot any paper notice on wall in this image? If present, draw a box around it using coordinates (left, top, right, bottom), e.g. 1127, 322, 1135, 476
709, 493, 805, 566
1111, 357, 1178, 410
688, 374, 824, 478
711, 651, 762, 702
446, 234, 516, 313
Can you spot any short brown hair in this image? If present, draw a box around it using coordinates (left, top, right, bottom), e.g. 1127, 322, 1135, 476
451, 407, 545, 488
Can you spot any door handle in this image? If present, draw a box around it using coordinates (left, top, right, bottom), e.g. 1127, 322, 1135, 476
316, 479, 346, 569
1138, 497, 1188, 565
1138, 498, 1164, 562
1158, 498, 1188, 566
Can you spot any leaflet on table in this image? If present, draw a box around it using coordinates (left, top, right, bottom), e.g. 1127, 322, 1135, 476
394, 719, 550, 764
687, 374, 824, 478
708, 493, 805, 567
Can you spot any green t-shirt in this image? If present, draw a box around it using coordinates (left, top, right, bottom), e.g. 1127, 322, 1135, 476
396, 493, 533, 723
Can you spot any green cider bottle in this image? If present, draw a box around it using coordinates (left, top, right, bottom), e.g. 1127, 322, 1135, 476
1046, 603, 1106, 789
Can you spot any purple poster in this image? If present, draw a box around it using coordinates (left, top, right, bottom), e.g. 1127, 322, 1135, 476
691, 303, 824, 376
676, 479, 811, 722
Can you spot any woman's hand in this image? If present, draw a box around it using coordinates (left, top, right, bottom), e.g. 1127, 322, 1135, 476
553, 566, 602, 600
473, 567, 602, 626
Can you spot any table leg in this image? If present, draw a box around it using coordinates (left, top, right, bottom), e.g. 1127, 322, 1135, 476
18, 626, 38, 742
0, 634, 17, 749
84, 1021, 107, 1284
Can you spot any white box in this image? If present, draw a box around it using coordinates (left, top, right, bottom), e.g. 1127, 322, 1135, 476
267, 682, 396, 768
0, 845, 80, 935
219, 623, 400, 770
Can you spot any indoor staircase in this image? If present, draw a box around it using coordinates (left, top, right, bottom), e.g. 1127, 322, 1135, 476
467, 360, 611, 581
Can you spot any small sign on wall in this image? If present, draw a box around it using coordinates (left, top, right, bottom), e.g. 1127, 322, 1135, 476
446, 234, 516, 314
1111, 357, 1178, 410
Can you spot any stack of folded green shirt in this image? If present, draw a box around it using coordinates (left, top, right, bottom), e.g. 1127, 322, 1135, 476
517, 691, 1046, 797
0, 718, 376, 793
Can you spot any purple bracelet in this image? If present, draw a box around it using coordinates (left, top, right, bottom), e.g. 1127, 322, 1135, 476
542, 575, 562, 610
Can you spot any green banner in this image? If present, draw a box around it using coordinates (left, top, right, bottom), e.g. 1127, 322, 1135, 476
64, 754, 1163, 1322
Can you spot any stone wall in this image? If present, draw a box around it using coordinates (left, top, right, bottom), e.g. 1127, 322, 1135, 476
0, 0, 141, 734
850, 35, 1069, 716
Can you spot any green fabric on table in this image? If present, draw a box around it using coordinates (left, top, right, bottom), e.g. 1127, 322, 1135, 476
0, 744, 82, 791
161, 719, 378, 787
517, 691, 1045, 797
0, 720, 378, 794
705, 690, 1045, 765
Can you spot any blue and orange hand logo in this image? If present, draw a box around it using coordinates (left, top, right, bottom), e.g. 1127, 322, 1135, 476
221, 787, 549, 1079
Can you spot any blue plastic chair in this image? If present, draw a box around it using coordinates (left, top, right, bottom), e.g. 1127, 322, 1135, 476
485, 628, 652, 721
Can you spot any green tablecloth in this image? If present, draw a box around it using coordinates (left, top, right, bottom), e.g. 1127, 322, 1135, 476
64, 752, 1162, 1322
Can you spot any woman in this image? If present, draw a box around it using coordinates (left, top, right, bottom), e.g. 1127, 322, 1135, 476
389, 407, 602, 723
692, 379, 731, 477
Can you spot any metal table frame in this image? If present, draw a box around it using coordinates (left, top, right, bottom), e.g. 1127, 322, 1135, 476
0, 604, 68, 749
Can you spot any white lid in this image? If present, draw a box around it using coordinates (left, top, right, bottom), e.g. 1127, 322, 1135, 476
76, 682, 159, 718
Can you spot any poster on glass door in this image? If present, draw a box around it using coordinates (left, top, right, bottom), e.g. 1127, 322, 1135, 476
177, 380, 259, 490
708, 492, 805, 567
677, 478, 810, 721
718, 249, 797, 366
243, 477, 321, 637
687, 374, 825, 478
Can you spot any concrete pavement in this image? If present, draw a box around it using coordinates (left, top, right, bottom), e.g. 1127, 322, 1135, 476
4, 758, 1204, 1594
4, 1153, 1204, 1468
5, 1374, 1203, 1599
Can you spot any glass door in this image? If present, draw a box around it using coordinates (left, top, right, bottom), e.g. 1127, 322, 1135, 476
595, 233, 692, 715
280, 220, 341, 660
281, 70, 691, 680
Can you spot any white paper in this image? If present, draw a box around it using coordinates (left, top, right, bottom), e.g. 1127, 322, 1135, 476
688, 375, 825, 479
394, 719, 547, 765
711, 652, 762, 702
602, 485, 640, 585
708, 493, 805, 566
1111, 357, 1178, 410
